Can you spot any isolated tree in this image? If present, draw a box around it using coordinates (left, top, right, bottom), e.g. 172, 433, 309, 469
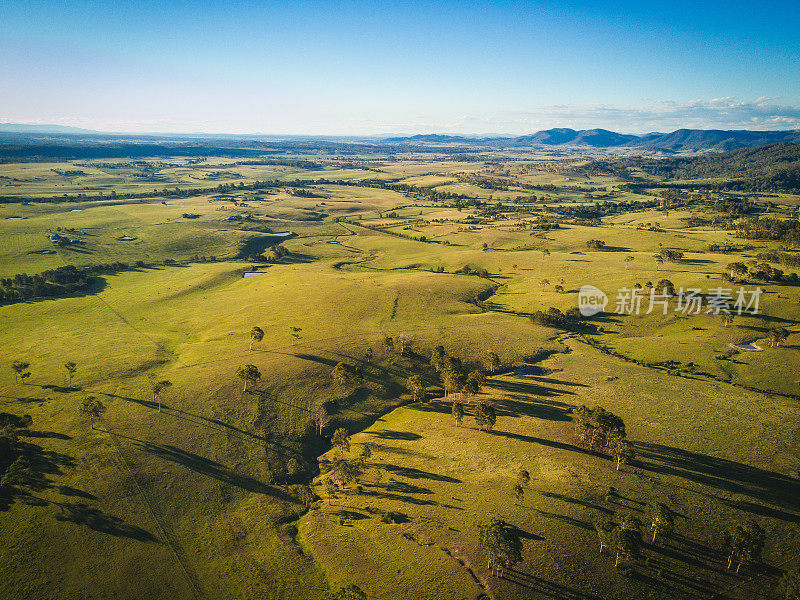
313, 405, 331, 435
487, 351, 501, 374
726, 520, 765, 573
517, 468, 530, 488
358, 444, 372, 465
249, 326, 264, 352
624, 255, 634, 270
654, 254, 664, 271
539, 278, 550, 290
452, 401, 464, 427
478, 516, 523, 577
297, 485, 315, 509
649, 502, 674, 544
0, 455, 33, 490
407, 374, 426, 402
332, 362, 349, 386
464, 371, 485, 396
593, 516, 616, 554
331, 457, 361, 488
324, 478, 338, 505
768, 327, 789, 347
331, 427, 351, 454
475, 403, 496, 431
237, 364, 261, 392
151, 379, 172, 412
383, 336, 394, 353
721, 313, 734, 328
609, 435, 635, 471
613, 515, 643, 567
79, 396, 106, 428
64, 361, 77, 387
513, 483, 524, 505
335, 585, 366, 600
289, 326, 302, 345
726, 262, 748, 279
541, 248, 550, 259
12, 360, 30, 384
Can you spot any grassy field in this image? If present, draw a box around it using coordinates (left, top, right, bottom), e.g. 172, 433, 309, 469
1, 152, 798, 600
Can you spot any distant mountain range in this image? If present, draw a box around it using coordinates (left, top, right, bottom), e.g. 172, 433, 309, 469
2, 123, 800, 153
0, 123, 97, 134
386, 128, 800, 152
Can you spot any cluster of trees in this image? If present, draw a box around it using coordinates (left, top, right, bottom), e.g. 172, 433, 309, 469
586, 239, 606, 250
529, 307, 589, 331
725, 260, 799, 284
573, 405, 635, 470
735, 216, 800, 246
0, 412, 34, 491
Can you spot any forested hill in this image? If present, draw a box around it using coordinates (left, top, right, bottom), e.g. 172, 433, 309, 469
628, 142, 800, 192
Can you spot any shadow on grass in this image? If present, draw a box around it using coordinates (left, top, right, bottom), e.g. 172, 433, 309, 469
500, 568, 605, 599
55, 501, 160, 543
108, 431, 297, 503
634, 442, 800, 513
382, 463, 461, 483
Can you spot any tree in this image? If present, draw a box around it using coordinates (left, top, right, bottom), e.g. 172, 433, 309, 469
517, 468, 530, 488
541, 248, 550, 259
383, 336, 394, 352
539, 278, 550, 290
79, 396, 106, 428
649, 502, 674, 543
726, 520, 765, 573
358, 444, 372, 465
442, 370, 461, 399
289, 326, 302, 345
727, 262, 748, 279
335, 585, 366, 600
487, 351, 501, 374
407, 374, 426, 402
613, 527, 642, 567
478, 516, 523, 577
324, 478, 338, 505
331, 458, 361, 488
624, 255, 634, 270
64, 361, 77, 387
452, 402, 464, 426
464, 371, 484, 396
297, 485, 315, 509
768, 327, 789, 347
12, 360, 30, 384
430, 345, 447, 372
475, 403, 496, 431
593, 516, 616, 554
396, 334, 413, 356
313, 405, 331, 435
249, 326, 264, 352
331, 427, 351, 454
609, 435, 635, 471
363, 347, 373, 363
513, 483, 524, 505
151, 379, 172, 412
332, 362, 349, 386
0, 455, 33, 489
237, 364, 261, 392
654, 254, 664, 271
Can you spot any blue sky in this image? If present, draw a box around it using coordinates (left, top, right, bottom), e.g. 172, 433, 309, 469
1, 0, 799, 134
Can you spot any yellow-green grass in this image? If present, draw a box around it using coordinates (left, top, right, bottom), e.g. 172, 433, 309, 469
303, 339, 800, 600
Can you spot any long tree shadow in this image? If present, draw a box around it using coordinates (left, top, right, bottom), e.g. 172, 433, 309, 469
109, 431, 297, 503
54, 501, 160, 542
489, 378, 578, 398
485, 430, 598, 459
493, 396, 574, 421
634, 442, 800, 512
501, 568, 605, 600
382, 463, 462, 483
539, 491, 613, 514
